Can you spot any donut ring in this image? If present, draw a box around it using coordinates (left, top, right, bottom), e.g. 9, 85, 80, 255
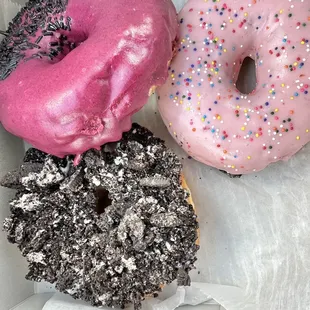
0, 0, 178, 161
1, 124, 199, 310
158, 0, 310, 174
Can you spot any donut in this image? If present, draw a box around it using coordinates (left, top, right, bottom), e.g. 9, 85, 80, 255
0, 0, 178, 162
1, 123, 199, 310
158, 0, 310, 174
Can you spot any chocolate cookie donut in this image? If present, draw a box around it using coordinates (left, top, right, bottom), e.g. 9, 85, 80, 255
1, 124, 199, 310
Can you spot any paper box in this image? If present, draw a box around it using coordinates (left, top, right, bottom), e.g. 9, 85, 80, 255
1, 0, 309, 310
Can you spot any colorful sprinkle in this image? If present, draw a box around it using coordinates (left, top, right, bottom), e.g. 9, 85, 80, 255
162, 1, 310, 173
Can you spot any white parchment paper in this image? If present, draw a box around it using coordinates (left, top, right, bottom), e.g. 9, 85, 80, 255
2, 0, 310, 309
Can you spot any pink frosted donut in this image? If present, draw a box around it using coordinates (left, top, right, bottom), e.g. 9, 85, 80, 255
0, 0, 178, 161
158, 0, 310, 174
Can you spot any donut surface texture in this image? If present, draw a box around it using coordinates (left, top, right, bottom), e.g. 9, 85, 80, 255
1, 124, 199, 310
158, 0, 310, 174
0, 0, 178, 161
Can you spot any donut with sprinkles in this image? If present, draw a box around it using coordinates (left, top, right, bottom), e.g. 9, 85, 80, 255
0, 0, 178, 162
158, 0, 310, 174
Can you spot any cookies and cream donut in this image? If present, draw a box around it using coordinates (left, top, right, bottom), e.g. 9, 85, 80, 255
0, 0, 178, 162
158, 0, 310, 174
1, 124, 199, 310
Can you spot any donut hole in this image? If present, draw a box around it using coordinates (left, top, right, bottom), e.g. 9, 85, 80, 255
95, 187, 112, 214
42, 32, 88, 63
236, 57, 257, 94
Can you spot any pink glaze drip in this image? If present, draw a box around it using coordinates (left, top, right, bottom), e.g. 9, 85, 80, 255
158, 0, 310, 174
0, 0, 178, 159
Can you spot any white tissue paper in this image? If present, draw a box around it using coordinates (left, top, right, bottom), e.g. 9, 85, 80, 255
2, 0, 310, 310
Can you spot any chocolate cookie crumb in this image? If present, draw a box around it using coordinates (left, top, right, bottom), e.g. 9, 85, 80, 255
2, 123, 199, 310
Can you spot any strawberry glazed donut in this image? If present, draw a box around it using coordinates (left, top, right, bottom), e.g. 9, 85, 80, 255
0, 0, 178, 162
158, 0, 310, 174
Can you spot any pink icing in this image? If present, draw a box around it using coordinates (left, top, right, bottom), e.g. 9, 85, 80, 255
0, 0, 178, 159
158, 0, 310, 174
